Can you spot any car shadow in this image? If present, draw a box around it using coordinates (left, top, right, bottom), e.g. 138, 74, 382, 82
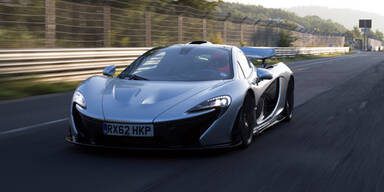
67, 144, 238, 160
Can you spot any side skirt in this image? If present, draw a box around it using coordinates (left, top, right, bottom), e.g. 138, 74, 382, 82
253, 113, 286, 134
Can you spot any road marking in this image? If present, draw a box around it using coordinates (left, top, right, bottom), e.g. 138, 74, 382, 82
291, 57, 339, 69
0, 118, 68, 136
294, 67, 310, 72
0, 92, 72, 105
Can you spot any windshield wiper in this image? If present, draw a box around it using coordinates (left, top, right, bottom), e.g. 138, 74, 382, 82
125, 74, 149, 80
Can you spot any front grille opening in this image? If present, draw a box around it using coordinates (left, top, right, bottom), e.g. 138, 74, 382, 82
72, 105, 220, 147
155, 109, 220, 146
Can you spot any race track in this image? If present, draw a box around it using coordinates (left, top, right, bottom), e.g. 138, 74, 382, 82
1, 51, 384, 192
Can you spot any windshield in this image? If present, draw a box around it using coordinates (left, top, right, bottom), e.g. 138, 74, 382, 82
119, 45, 233, 81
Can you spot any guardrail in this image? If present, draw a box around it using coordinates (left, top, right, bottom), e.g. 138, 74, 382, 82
273, 47, 350, 57
0, 47, 350, 82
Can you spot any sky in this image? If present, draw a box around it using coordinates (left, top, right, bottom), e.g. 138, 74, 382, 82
224, 0, 384, 16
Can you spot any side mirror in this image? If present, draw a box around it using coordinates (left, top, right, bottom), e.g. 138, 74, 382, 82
257, 68, 273, 81
103, 65, 116, 77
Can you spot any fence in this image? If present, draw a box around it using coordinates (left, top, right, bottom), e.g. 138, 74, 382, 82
0, 0, 346, 49
0, 47, 350, 82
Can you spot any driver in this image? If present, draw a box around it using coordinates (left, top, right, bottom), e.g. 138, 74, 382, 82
210, 52, 230, 75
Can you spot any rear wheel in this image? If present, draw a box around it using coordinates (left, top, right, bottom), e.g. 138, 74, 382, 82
237, 95, 255, 148
282, 79, 294, 121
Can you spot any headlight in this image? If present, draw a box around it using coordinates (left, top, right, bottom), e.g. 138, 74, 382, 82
73, 91, 86, 109
188, 96, 231, 113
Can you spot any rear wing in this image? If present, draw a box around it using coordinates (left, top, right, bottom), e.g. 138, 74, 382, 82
238, 47, 276, 67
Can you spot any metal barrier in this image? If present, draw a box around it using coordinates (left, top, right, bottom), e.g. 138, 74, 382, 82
271, 47, 350, 57
0, 47, 350, 82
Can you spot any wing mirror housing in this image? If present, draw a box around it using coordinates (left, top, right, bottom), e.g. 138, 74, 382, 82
103, 65, 116, 77
257, 68, 273, 81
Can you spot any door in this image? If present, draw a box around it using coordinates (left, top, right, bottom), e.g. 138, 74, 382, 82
236, 48, 280, 125
255, 78, 280, 124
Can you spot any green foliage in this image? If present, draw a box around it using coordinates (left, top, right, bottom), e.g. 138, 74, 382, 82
344, 26, 362, 40
0, 28, 43, 48
0, 80, 79, 100
284, 20, 298, 30
344, 42, 351, 47
240, 41, 247, 47
347, 26, 384, 42
344, 31, 354, 39
278, 30, 297, 47
352, 26, 362, 39
0, 0, 45, 48
263, 52, 351, 65
302, 16, 347, 34
66, 0, 222, 12
374, 30, 384, 41
217, 3, 348, 34
120, 37, 131, 47
208, 32, 224, 44
343, 26, 383, 43
161, 0, 222, 11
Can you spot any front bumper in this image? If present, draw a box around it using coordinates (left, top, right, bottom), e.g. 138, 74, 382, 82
65, 136, 241, 150
68, 105, 239, 150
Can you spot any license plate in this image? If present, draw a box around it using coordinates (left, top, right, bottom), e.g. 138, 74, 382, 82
103, 123, 154, 137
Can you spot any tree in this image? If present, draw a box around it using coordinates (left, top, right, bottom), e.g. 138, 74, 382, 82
161, 0, 222, 11
365, 29, 380, 40
216, 3, 348, 34
284, 20, 298, 30
209, 32, 224, 44
278, 30, 297, 47
374, 30, 384, 41
344, 30, 354, 39
352, 26, 362, 39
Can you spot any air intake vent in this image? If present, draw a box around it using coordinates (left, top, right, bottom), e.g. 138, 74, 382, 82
187, 41, 212, 45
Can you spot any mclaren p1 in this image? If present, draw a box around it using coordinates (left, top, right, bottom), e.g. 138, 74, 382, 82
66, 41, 294, 149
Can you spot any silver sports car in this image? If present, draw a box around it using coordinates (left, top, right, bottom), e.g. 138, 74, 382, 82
66, 41, 294, 149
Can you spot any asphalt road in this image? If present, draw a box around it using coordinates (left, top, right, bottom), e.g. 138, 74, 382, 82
1, 51, 384, 192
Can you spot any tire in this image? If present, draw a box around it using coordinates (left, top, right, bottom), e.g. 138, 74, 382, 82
237, 95, 255, 148
282, 79, 294, 121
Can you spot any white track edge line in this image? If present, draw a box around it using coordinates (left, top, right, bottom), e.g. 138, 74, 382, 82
0, 118, 68, 136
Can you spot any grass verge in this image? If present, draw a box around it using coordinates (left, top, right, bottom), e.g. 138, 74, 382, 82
263, 52, 353, 65
0, 80, 80, 100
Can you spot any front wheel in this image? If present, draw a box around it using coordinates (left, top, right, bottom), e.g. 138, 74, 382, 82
237, 96, 255, 148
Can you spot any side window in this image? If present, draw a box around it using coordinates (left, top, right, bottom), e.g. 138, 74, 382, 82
237, 50, 252, 78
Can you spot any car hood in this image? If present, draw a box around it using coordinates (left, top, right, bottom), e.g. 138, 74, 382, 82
102, 79, 225, 122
